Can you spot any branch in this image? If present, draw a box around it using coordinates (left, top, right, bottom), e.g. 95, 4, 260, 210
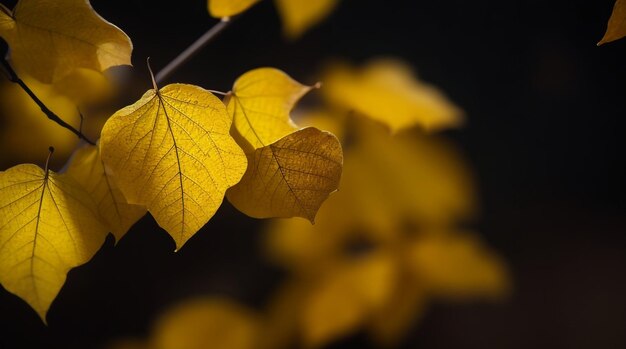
0, 57, 96, 145
155, 17, 233, 84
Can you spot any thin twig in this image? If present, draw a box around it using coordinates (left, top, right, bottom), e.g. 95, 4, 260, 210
0, 57, 96, 145
155, 17, 233, 84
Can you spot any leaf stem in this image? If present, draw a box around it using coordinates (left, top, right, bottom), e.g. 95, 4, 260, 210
0, 57, 96, 145
44, 146, 54, 177
155, 17, 233, 84
206, 89, 229, 96
147, 57, 158, 90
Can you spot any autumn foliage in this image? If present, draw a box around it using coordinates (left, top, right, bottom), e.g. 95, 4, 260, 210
16, 0, 619, 347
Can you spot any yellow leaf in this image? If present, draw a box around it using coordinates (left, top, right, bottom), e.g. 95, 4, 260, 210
302, 253, 396, 347
0, 163, 108, 321
406, 233, 510, 299
208, 0, 261, 18
599, 0, 626, 45
322, 59, 463, 133
275, 0, 338, 38
227, 68, 315, 150
150, 298, 261, 349
227, 127, 342, 222
264, 118, 476, 271
66, 144, 146, 241
0, 0, 132, 84
100, 84, 247, 250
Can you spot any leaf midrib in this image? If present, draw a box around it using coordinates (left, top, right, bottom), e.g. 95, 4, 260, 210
157, 92, 186, 244
29, 175, 47, 309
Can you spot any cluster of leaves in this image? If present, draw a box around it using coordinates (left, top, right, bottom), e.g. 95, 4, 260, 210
107, 59, 509, 349
0, 0, 523, 347
96, 1, 626, 348
0, 0, 343, 322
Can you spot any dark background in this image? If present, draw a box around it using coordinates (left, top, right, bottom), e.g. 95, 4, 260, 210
1, 0, 625, 348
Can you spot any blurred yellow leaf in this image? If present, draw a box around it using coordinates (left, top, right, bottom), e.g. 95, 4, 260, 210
208, 0, 261, 18
323, 59, 463, 133
227, 67, 315, 151
262, 281, 310, 349
265, 117, 476, 271
275, 0, 339, 38
0, 0, 132, 84
100, 84, 247, 250
0, 76, 79, 167
368, 276, 426, 347
348, 119, 476, 227
207, 0, 337, 37
0, 163, 108, 321
293, 108, 346, 142
52, 67, 115, 105
227, 127, 342, 222
264, 115, 507, 345
302, 253, 395, 348
150, 298, 261, 349
407, 233, 510, 299
599, 0, 626, 45
66, 143, 146, 241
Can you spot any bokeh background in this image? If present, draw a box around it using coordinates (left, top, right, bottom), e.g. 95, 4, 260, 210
1, 0, 625, 348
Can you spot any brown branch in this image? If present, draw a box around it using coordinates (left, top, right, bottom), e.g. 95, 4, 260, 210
0, 56, 96, 145
155, 17, 234, 84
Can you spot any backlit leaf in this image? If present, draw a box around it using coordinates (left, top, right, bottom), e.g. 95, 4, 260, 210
599, 0, 626, 45
208, 0, 261, 18
0, 0, 132, 84
0, 164, 108, 321
227, 67, 315, 150
100, 84, 247, 249
323, 59, 463, 133
227, 127, 342, 222
66, 144, 146, 241
275, 0, 338, 38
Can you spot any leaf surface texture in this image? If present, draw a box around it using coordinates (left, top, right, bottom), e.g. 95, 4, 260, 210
66, 144, 146, 241
0, 164, 108, 320
0, 0, 132, 83
100, 84, 247, 249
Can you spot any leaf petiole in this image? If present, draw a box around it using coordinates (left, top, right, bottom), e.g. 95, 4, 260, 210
155, 17, 235, 84
44, 146, 54, 178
